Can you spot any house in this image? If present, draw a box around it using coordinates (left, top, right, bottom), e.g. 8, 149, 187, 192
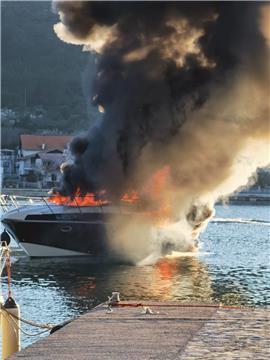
20, 134, 72, 157
0, 149, 17, 175
38, 150, 67, 187
18, 153, 43, 188
18, 135, 73, 188
0, 149, 18, 187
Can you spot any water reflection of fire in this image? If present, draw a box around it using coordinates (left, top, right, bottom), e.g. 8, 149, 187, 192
151, 257, 213, 301
69, 276, 96, 297
156, 258, 178, 280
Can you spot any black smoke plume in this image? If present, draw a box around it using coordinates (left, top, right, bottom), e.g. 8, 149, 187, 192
53, 1, 269, 211
52, 1, 269, 262
53, 1, 269, 201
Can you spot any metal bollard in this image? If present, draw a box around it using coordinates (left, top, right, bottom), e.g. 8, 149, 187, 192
108, 291, 120, 305
1, 297, 20, 360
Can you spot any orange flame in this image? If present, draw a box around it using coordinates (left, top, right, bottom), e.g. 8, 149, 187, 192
48, 188, 109, 207
48, 188, 140, 207
48, 165, 171, 216
146, 165, 171, 200
141, 165, 170, 201
121, 190, 139, 203
142, 165, 172, 222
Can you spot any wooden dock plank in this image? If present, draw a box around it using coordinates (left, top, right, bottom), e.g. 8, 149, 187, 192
9, 302, 269, 360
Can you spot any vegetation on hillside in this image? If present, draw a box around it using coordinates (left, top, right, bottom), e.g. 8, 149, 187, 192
1, 1, 98, 148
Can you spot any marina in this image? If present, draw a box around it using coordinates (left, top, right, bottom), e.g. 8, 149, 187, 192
1, 2, 269, 358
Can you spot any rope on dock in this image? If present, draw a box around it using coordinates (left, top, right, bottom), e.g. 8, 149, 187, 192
0, 242, 62, 338
1, 305, 55, 330
1, 303, 76, 336
106, 292, 258, 312
109, 301, 243, 310
1, 306, 53, 337
105, 294, 267, 322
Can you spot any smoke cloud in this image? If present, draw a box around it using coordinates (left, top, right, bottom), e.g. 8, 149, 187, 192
53, 1, 269, 263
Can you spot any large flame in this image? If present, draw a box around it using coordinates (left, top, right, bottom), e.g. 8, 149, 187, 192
48, 166, 174, 224
48, 186, 142, 206
142, 165, 171, 201
48, 188, 142, 207
48, 188, 109, 207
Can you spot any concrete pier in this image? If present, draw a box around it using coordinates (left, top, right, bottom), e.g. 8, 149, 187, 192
10, 302, 269, 360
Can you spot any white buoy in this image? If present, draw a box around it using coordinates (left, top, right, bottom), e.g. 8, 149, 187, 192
1, 297, 20, 360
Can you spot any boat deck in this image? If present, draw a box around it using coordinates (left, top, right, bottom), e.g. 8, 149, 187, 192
10, 301, 269, 360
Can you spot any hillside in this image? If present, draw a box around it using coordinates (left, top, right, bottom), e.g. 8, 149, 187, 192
1, 1, 97, 148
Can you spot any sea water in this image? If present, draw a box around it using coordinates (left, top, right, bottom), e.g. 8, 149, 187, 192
0, 204, 269, 349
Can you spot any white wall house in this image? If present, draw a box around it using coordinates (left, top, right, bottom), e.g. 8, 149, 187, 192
18, 134, 73, 189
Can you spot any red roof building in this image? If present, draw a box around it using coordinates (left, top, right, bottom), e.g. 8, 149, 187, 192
20, 135, 73, 156
18, 135, 73, 188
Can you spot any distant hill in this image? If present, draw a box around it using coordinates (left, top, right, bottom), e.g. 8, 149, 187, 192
1, 1, 97, 147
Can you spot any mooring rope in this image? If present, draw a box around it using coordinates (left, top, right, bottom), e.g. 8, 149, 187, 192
0, 306, 54, 330
0, 244, 9, 277
5, 250, 12, 298
1, 307, 52, 337
109, 301, 243, 310
0, 244, 58, 337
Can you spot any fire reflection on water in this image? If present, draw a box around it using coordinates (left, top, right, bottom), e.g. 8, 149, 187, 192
152, 256, 213, 302
66, 255, 214, 304
156, 258, 178, 280
10, 252, 212, 304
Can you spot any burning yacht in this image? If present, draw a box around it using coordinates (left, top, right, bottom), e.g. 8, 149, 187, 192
0, 193, 141, 259
1, 188, 214, 261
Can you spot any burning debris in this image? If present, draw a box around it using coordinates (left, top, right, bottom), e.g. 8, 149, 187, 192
52, 1, 269, 262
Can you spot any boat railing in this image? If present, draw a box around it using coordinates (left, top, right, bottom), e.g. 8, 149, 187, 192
0, 194, 141, 216
0, 194, 58, 215
0, 194, 109, 215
